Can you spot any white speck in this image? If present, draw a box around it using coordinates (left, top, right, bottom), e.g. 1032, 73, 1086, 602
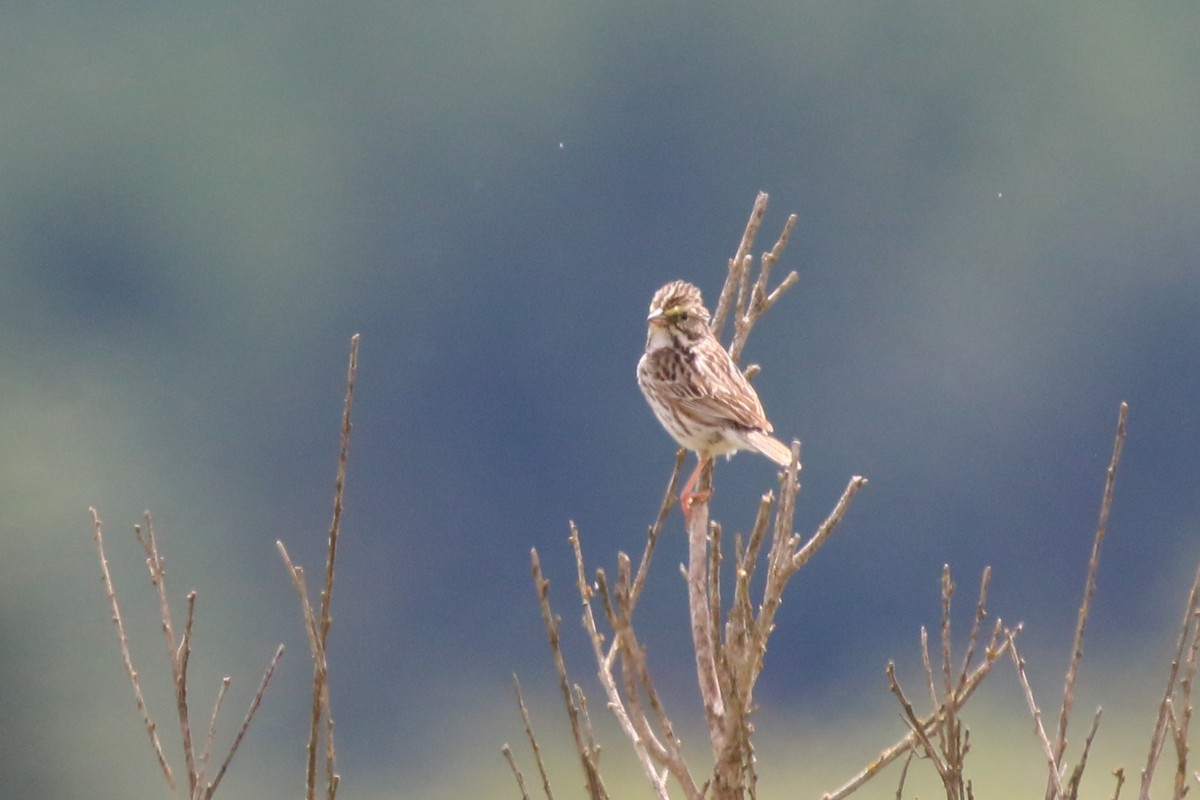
558, 142, 564, 149
998, 192, 1003, 198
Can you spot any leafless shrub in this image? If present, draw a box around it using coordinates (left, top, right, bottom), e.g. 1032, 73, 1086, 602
92, 507, 284, 800
505, 197, 1200, 800
509, 193, 866, 799
94, 333, 360, 800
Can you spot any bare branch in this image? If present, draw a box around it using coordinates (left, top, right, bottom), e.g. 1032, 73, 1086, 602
195, 677, 231, 796
887, 661, 948, 779
940, 566, 956, 742
317, 334, 359, 800
891, 571, 972, 800
502, 744, 532, 800
530, 546, 609, 799
957, 568, 992, 696
510, 674, 554, 800
573, 686, 603, 786
1008, 630, 1066, 798
91, 508, 177, 795
1143, 558, 1200, 798
823, 624, 1017, 800
629, 450, 685, 616
1168, 594, 1200, 800
202, 644, 284, 800
1054, 401, 1127, 798
684, 475, 727, 756
712, 192, 769, 339
894, 750, 915, 800
276, 334, 359, 800
792, 474, 868, 572
134, 511, 198, 795
728, 209, 801, 363
276, 543, 321, 662
1065, 708, 1103, 800
918, 626, 943, 755
749, 214, 796, 320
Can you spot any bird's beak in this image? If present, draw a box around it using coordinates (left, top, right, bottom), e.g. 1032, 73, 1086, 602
646, 307, 665, 325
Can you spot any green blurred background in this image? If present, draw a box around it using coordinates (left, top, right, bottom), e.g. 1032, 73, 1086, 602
3, 2, 1199, 797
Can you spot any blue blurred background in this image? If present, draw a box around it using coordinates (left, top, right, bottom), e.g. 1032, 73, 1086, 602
3, 2, 1199, 797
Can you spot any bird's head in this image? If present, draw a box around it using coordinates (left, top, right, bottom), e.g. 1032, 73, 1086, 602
646, 280, 712, 348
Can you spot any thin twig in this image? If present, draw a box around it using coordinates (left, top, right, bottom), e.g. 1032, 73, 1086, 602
822, 627, 1017, 800
567, 527, 669, 799
195, 677, 231, 796
712, 192, 769, 339
607, 566, 670, 767
510, 675, 555, 800
276, 334, 358, 800
726, 203, 801, 363
611, 563, 702, 797
573, 686, 603, 788
1065, 707, 1103, 800
1143, 560, 1200, 798
202, 644, 284, 800
919, 627, 940, 751
894, 750, 915, 800
1171, 602, 1200, 799
136, 511, 199, 795
887, 661, 948, 779
956, 568, 992, 697
1053, 402, 1127, 800
91, 508, 177, 795
531, 545, 611, 799
940, 566, 956, 755
502, 745, 532, 800
1008, 630, 1066, 798
628, 449, 685, 616
317, 333, 358, 800
792, 474, 868, 572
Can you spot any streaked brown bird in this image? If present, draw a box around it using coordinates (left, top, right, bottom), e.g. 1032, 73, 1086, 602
636, 280, 793, 511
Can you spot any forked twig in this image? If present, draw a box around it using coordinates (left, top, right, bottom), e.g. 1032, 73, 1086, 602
712, 193, 769, 339
1142, 560, 1200, 798
277, 333, 360, 800
201, 645, 285, 800
888, 661, 948, 779
823, 605, 1013, 800
91, 508, 177, 795
1009, 631, 1066, 798
94, 508, 283, 800
133, 511, 199, 795
882, 567, 987, 800
529, 546, 610, 799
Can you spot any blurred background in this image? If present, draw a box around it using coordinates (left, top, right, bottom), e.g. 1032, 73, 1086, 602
2, 2, 1199, 797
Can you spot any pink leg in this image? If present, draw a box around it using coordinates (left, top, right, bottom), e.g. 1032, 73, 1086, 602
680, 456, 712, 523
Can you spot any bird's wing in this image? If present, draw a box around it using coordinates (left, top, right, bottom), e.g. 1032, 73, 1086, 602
674, 343, 773, 433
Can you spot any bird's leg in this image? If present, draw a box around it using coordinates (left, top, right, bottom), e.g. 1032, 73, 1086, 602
681, 456, 713, 522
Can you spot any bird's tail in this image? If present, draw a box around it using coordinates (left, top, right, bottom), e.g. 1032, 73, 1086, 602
744, 430, 795, 468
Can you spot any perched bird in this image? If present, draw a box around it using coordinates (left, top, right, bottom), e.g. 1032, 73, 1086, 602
636, 280, 793, 510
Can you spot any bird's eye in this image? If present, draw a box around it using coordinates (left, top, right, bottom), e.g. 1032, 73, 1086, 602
677, 311, 689, 322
